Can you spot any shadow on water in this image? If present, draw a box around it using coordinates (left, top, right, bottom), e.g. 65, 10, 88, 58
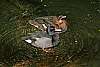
0, 0, 100, 67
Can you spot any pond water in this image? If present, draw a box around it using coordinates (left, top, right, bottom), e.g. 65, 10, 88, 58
0, 0, 100, 67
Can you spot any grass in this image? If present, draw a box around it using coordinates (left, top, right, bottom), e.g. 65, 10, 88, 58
0, 0, 100, 67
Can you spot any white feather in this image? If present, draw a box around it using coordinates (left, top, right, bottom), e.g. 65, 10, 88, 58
25, 39, 32, 43
55, 28, 62, 31
42, 24, 47, 29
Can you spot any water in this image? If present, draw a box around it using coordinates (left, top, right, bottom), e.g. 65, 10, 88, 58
0, 0, 100, 67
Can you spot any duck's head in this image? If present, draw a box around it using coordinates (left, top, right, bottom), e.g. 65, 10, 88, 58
53, 16, 69, 31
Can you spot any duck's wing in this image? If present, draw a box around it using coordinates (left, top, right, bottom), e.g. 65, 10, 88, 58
29, 16, 56, 31
29, 20, 45, 31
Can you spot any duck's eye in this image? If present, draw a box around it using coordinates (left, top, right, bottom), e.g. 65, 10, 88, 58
54, 24, 59, 28
55, 24, 59, 26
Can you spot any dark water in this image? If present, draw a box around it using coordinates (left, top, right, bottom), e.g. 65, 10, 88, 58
0, 0, 100, 67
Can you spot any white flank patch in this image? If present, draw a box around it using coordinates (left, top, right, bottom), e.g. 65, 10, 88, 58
25, 39, 32, 43
35, 38, 40, 40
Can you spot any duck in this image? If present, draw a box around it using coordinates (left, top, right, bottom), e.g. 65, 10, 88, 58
52, 16, 69, 32
29, 16, 69, 32
23, 16, 69, 52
